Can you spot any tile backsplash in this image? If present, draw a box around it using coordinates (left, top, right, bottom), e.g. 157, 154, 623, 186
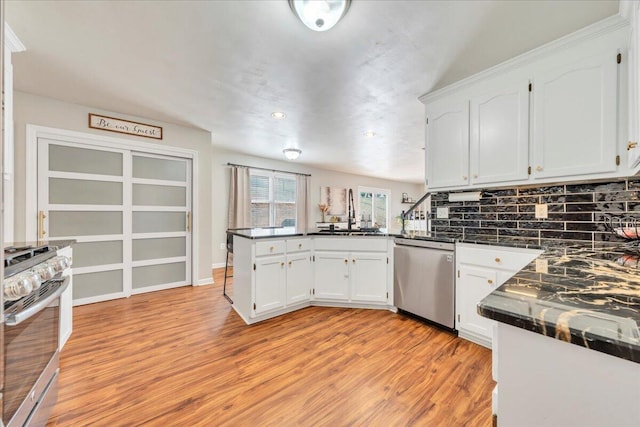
430, 177, 640, 246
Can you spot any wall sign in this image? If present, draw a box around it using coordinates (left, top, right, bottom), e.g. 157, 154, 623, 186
88, 113, 163, 140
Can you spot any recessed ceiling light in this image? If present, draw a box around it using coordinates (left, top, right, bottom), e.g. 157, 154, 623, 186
364, 130, 376, 137
271, 112, 286, 119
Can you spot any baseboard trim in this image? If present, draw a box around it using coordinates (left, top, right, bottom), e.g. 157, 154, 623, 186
211, 262, 226, 269
195, 277, 214, 286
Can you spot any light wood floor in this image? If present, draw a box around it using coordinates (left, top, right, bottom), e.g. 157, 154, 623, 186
47, 269, 494, 426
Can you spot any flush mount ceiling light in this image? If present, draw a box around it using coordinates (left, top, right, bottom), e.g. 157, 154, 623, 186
271, 111, 286, 119
283, 148, 302, 160
289, 0, 351, 32
364, 130, 376, 137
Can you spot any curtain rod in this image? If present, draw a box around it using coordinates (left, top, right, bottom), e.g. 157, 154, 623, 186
226, 162, 311, 177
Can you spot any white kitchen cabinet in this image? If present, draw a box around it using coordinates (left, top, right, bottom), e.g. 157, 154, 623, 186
286, 251, 312, 305
457, 265, 498, 344
350, 252, 388, 303
253, 254, 286, 315
425, 98, 470, 189
58, 245, 73, 349
420, 20, 629, 190
627, 1, 640, 169
314, 251, 350, 301
470, 81, 529, 184
531, 47, 619, 179
456, 243, 542, 348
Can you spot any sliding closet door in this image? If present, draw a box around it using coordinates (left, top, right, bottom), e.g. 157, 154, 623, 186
38, 138, 129, 304
131, 152, 191, 294
37, 139, 192, 305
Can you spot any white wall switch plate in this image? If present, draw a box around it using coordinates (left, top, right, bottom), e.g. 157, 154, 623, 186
436, 207, 449, 219
535, 203, 548, 219
535, 258, 548, 274
220, 243, 226, 250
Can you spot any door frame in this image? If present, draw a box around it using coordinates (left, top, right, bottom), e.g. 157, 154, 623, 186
25, 124, 200, 288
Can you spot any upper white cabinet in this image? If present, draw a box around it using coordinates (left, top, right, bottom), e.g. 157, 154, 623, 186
420, 17, 629, 191
531, 48, 619, 179
425, 98, 469, 189
470, 81, 530, 184
626, 1, 640, 169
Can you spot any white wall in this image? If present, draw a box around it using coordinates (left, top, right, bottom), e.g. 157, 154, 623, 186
212, 147, 425, 267
12, 91, 214, 284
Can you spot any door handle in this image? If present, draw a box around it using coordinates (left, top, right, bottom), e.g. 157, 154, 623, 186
38, 211, 47, 239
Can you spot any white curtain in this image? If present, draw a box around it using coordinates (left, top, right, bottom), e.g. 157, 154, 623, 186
296, 174, 310, 233
227, 166, 251, 229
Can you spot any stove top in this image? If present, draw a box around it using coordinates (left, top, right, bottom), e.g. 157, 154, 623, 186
4, 244, 56, 278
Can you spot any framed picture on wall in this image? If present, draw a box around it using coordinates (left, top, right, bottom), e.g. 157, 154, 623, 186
320, 187, 347, 215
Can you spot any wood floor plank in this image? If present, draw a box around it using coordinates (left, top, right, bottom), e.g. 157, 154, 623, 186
47, 269, 494, 426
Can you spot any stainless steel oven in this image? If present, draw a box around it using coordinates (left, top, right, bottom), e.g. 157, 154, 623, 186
3, 245, 70, 427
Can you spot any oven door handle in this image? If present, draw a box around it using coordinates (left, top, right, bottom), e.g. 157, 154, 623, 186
5, 276, 70, 326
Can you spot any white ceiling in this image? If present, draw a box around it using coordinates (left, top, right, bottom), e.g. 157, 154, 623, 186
6, 0, 619, 183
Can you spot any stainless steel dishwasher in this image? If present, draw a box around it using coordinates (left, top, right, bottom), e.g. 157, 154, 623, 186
394, 238, 456, 331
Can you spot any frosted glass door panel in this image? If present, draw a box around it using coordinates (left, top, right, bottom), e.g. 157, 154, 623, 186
133, 237, 186, 261
50, 178, 122, 205
133, 212, 185, 233
72, 241, 123, 268
49, 144, 123, 176
73, 270, 123, 299
132, 184, 186, 206
132, 156, 186, 181
49, 211, 123, 237
133, 262, 186, 288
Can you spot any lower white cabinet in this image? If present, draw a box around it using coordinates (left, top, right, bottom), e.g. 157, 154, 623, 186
286, 251, 313, 305
314, 251, 350, 300
350, 252, 388, 303
313, 250, 389, 303
455, 243, 542, 348
232, 235, 393, 324
58, 245, 73, 349
253, 254, 286, 315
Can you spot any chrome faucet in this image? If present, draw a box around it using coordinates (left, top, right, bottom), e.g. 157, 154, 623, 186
347, 188, 355, 231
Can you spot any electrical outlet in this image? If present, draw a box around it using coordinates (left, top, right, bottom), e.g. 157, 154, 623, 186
436, 207, 449, 219
219, 243, 226, 250
535, 258, 548, 274
535, 203, 548, 219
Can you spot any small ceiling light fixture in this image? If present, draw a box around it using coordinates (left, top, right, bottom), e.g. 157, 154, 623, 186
289, 0, 351, 32
364, 130, 376, 137
283, 148, 302, 160
271, 111, 287, 119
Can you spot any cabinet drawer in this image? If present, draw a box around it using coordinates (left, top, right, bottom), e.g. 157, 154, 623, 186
457, 244, 541, 272
286, 238, 312, 253
314, 237, 388, 252
255, 240, 286, 256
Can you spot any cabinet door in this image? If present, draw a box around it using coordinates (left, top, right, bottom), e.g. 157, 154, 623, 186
253, 255, 286, 315
532, 48, 619, 179
286, 251, 312, 305
457, 265, 498, 342
628, 3, 640, 168
470, 83, 529, 184
350, 252, 388, 303
314, 251, 349, 301
425, 99, 470, 189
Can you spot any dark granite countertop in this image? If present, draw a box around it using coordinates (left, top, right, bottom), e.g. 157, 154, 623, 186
228, 227, 394, 239
478, 243, 640, 363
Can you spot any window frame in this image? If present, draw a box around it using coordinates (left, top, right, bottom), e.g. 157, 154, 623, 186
357, 186, 390, 232
249, 169, 297, 228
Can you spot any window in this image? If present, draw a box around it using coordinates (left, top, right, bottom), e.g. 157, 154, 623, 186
358, 186, 390, 232
250, 170, 297, 227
